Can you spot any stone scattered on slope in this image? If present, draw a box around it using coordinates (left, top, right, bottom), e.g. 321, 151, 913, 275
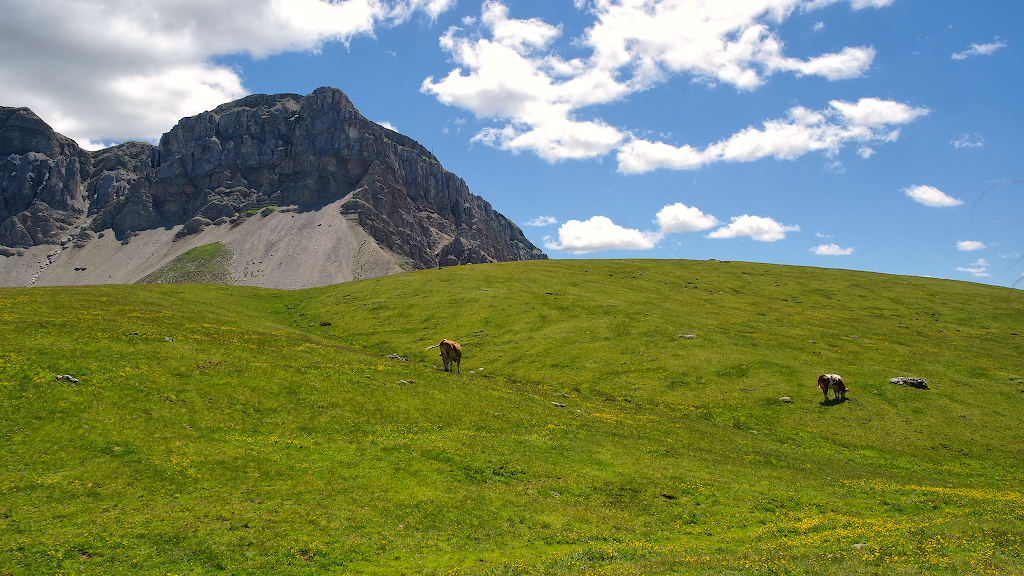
890, 377, 929, 390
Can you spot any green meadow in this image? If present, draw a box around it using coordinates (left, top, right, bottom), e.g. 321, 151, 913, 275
1, 259, 1022, 574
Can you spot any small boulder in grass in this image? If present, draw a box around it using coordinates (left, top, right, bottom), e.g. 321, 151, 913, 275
890, 377, 929, 390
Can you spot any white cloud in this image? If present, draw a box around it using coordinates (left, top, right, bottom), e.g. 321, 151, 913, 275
957, 240, 986, 251
544, 216, 661, 253
848, 0, 896, 7
617, 99, 927, 173
481, 1, 561, 51
830, 97, 929, 127
815, 232, 832, 238
546, 202, 792, 252
524, 216, 557, 226
471, 118, 626, 161
707, 215, 799, 242
857, 146, 875, 158
377, 121, 398, 131
904, 185, 963, 207
423, 0, 899, 166
813, 22, 826, 32
655, 203, 719, 233
957, 258, 991, 277
952, 133, 984, 148
826, 161, 845, 174
581, 0, 876, 91
952, 38, 1008, 60
812, 243, 854, 255
391, 0, 457, 22
423, 2, 629, 161
805, 0, 895, 9
0, 0, 454, 144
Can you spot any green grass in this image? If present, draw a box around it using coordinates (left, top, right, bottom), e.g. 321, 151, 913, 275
137, 242, 233, 285
1, 259, 1023, 574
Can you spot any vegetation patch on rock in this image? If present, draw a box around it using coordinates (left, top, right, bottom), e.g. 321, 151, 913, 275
136, 242, 232, 285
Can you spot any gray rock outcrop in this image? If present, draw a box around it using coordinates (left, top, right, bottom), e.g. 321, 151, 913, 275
890, 377, 929, 390
0, 87, 546, 281
1, 107, 92, 247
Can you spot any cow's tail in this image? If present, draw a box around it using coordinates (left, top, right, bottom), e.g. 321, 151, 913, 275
425, 343, 442, 351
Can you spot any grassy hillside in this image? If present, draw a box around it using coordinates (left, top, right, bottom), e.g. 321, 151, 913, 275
1, 259, 1022, 575
137, 242, 233, 285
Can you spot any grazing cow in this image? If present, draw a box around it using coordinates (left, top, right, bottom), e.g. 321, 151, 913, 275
817, 373, 848, 401
426, 339, 462, 373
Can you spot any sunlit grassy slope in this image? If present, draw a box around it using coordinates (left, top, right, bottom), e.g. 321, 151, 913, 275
2, 259, 1023, 575
137, 241, 233, 285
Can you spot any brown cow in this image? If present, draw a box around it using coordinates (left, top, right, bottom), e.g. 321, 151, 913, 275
817, 373, 848, 401
426, 339, 462, 373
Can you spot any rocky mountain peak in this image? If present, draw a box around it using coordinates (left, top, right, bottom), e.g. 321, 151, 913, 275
0, 87, 546, 286
1, 106, 83, 160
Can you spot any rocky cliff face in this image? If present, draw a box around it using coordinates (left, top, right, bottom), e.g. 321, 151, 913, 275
0, 87, 546, 277
0, 107, 93, 250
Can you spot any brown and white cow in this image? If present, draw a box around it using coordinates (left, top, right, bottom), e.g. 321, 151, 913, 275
817, 373, 848, 401
426, 339, 462, 373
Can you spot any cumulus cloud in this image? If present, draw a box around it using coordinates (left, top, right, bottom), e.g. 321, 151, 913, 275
524, 216, 557, 226
904, 185, 963, 207
830, 96, 927, 127
617, 98, 927, 173
544, 201, 797, 253
544, 216, 661, 253
707, 215, 799, 242
0, 0, 455, 145
655, 203, 719, 233
952, 38, 1007, 60
423, 0, 901, 167
581, 1, 876, 90
423, 2, 628, 161
957, 240, 986, 251
812, 243, 854, 255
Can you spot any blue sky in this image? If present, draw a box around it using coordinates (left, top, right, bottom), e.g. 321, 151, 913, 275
2, 0, 1021, 286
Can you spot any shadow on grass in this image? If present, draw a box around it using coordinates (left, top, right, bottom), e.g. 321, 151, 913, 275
820, 397, 848, 407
